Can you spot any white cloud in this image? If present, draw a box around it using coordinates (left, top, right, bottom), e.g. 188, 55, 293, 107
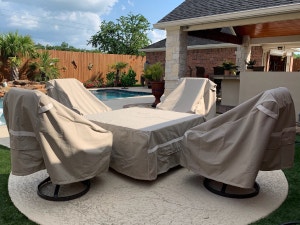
127, 0, 134, 7
0, 0, 166, 49
8, 13, 39, 29
0, 0, 118, 49
148, 29, 166, 43
2, 0, 118, 14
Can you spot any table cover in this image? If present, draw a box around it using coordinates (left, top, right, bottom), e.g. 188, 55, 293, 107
86, 107, 205, 180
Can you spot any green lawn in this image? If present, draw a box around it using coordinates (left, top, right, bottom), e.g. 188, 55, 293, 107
0, 136, 299, 225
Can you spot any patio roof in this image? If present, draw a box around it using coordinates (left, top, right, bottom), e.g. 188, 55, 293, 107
142, 34, 237, 52
154, 0, 300, 47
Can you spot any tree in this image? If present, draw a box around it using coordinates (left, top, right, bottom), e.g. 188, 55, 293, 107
0, 31, 36, 80
88, 13, 152, 55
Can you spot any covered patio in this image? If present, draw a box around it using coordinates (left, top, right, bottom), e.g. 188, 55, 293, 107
153, 0, 300, 120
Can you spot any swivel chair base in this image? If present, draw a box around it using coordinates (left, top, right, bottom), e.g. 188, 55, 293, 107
203, 178, 260, 199
37, 176, 90, 201
280, 222, 300, 225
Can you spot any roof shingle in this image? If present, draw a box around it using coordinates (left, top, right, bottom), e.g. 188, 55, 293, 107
157, 0, 300, 23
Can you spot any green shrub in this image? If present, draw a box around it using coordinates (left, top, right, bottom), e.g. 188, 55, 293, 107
121, 67, 137, 87
105, 71, 116, 87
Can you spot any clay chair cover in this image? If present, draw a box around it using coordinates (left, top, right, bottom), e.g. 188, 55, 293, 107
46, 78, 112, 116
156, 78, 217, 120
181, 87, 296, 189
4, 88, 112, 185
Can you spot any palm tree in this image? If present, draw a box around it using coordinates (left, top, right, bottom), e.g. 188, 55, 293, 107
0, 31, 36, 80
29, 51, 60, 81
111, 62, 128, 86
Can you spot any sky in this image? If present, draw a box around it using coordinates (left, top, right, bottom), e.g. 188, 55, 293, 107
0, 0, 183, 50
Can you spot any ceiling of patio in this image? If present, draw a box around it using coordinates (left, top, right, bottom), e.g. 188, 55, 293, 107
188, 18, 300, 46
235, 19, 300, 38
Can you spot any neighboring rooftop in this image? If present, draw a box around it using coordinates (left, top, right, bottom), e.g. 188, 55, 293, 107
143, 35, 228, 50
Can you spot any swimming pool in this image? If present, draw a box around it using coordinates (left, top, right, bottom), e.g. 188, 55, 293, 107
0, 89, 151, 125
90, 89, 151, 101
0, 101, 4, 125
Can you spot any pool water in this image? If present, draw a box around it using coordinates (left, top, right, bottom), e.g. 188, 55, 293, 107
90, 89, 151, 101
0, 89, 151, 125
0, 99, 4, 125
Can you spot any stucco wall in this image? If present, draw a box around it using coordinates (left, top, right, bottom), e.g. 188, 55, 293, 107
239, 72, 300, 121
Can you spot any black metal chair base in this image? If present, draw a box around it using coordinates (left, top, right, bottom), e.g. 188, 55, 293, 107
280, 222, 300, 225
203, 178, 260, 199
37, 176, 90, 201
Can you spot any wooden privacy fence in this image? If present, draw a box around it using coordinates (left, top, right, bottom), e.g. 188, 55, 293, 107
0, 50, 146, 84
47, 50, 146, 83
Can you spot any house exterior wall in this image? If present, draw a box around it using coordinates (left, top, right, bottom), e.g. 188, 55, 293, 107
146, 46, 300, 75
293, 57, 300, 71
146, 52, 166, 66
187, 48, 236, 76
146, 48, 236, 78
250, 46, 264, 66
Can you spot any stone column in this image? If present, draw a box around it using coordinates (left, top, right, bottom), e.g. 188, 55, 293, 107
285, 51, 293, 72
164, 27, 187, 96
236, 35, 251, 72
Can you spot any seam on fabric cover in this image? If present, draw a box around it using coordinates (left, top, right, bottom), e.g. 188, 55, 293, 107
38, 103, 53, 113
256, 104, 278, 119
9, 129, 36, 137
148, 136, 183, 154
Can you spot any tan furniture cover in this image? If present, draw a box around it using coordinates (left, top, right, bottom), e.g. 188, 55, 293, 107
85, 107, 205, 180
46, 78, 112, 115
181, 87, 296, 189
156, 78, 217, 120
4, 88, 112, 185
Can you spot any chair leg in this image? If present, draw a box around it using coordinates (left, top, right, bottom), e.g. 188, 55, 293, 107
37, 176, 90, 201
203, 178, 260, 199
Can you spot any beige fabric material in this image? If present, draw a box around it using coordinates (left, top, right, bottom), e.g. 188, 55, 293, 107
181, 87, 296, 189
4, 88, 112, 185
156, 78, 217, 120
46, 78, 112, 115
85, 107, 205, 180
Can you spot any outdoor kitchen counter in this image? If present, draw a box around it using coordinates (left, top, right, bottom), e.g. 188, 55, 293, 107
213, 75, 240, 106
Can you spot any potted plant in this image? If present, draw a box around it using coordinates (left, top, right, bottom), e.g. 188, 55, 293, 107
143, 62, 165, 107
222, 61, 237, 75
245, 59, 256, 70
